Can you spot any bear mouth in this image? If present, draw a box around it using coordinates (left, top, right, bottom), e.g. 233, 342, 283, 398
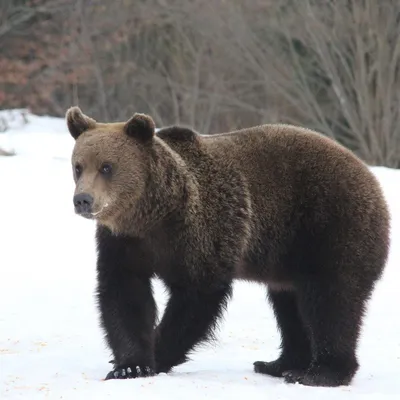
74, 203, 110, 220
91, 203, 109, 217
77, 211, 95, 220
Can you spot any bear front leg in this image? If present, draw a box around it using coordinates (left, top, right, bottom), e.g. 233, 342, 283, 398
96, 228, 156, 380
155, 283, 232, 373
98, 274, 156, 380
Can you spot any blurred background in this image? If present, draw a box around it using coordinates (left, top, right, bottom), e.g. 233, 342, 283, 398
1, 0, 400, 167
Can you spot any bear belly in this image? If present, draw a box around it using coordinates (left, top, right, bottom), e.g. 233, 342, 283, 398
234, 259, 294, 291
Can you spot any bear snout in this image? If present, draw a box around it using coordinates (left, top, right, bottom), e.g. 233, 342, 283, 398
73, 193, 94, 217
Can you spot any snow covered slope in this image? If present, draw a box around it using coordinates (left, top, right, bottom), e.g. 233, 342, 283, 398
1, 111, 399, 399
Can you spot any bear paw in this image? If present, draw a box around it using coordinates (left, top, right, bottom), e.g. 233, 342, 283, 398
105, 365, 155, 380
282, 366, 352, 387
254, 360, 288, 377
254, 356, 310, 378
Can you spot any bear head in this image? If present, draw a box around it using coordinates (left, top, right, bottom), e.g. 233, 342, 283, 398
66, 106, 156, 230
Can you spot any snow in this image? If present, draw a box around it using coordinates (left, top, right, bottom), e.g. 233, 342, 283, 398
0, 110, 399, 400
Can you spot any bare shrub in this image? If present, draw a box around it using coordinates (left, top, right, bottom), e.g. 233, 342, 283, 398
1, 0, 399, 166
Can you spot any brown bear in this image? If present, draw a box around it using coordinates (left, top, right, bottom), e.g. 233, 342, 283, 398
66, 106, 390, 387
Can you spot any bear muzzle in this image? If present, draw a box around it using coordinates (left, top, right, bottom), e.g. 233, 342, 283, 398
73, 193, 94, 218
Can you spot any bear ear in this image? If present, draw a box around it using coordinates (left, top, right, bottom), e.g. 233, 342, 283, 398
66, 106, 96, 140
124, 113, 155, 142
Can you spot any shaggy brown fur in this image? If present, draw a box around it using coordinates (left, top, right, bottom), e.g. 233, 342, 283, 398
66, 106, 390, 387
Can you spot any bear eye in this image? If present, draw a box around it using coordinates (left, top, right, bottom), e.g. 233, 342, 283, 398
74, 163, 82, 178
100, 163, 112, 175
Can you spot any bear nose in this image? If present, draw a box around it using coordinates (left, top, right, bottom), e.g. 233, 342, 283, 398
73, 193, 94, 214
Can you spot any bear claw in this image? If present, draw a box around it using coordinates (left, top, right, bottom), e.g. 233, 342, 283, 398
282, 369, 305, 383
105, 365, 155, 380
282, 368, 351, 387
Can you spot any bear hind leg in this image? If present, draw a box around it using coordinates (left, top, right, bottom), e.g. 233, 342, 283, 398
284, 279, 364, 387
254, 289, 312, 377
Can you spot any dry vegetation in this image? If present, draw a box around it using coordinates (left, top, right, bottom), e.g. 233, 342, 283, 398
1, 0, 399, 166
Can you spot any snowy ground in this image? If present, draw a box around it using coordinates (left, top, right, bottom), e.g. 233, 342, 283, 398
0, 110, 399, 399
